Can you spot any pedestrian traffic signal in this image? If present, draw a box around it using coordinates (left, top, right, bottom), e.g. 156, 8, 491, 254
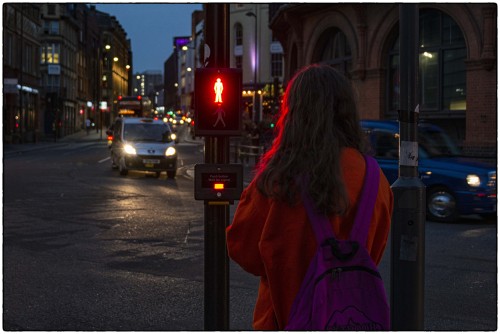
195, 68, 242, 136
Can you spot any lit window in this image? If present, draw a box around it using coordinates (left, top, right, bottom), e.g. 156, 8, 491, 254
41, 43, 60, 64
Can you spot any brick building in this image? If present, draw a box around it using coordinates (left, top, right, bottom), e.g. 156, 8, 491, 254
270, 4, 497, 160
3, 4, 42, 143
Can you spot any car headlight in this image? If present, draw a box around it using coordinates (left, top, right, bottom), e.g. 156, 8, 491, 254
170, 133, 177, 141
466, 174, 481, 187
165, 146, 176, 156
123, 144, 137, 155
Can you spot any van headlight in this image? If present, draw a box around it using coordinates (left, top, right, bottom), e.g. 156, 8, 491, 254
165, 146, 176, 156
170, 133, 177, 141
123, 144, 136, 155
466, 174, 481, 187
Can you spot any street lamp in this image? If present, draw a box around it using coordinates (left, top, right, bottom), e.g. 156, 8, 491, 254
246, 11, 258, 123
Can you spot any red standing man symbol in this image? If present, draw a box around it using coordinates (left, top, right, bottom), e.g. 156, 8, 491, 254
213, 77, 226, 127
214, 78, 223, 103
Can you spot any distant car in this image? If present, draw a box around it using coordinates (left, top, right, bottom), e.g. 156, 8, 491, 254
109, 117, 177, 178
361, 120, 496, 222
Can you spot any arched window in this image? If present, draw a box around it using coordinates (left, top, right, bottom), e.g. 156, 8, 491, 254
388, 9, 466, 115
313, 28, 352, 76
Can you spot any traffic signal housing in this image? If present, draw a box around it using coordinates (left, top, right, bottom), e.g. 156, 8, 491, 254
194, 68, 242, 136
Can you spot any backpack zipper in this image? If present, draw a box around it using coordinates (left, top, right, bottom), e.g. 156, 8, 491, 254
316, 266, 382, 285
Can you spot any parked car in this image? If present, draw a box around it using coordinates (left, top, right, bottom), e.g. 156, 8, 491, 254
109, 117, 177, 178
361, 120, 496, 222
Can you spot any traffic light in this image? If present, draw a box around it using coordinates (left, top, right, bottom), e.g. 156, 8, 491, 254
194, 68, 242, 136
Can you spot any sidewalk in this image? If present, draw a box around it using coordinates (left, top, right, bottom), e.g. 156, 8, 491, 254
3, 129, 105, 156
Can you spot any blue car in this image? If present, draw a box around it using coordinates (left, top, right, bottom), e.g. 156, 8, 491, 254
361, 120, 497, 222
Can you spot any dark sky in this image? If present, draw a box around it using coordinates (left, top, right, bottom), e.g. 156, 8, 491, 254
95, 3, 203, 73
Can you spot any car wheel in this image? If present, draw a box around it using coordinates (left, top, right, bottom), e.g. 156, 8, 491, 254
427, 187, 457, 222
167, 170, 176, 179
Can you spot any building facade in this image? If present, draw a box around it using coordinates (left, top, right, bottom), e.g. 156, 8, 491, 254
270, 4, 497, 159
230, 4, 285, 124
75, 4, 101, 134
163, 53, 177, 112
3, 4, 132, 143
132, 70, 163, 110
164, 4, 285, 125
94, 8, 132, 127
3, 4, 42, 143
39, 4, 85, 139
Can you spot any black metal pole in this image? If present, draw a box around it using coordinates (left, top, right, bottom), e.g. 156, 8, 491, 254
253, 13, 257, 123
203, 3, 230, 330
390, 4, 426, 330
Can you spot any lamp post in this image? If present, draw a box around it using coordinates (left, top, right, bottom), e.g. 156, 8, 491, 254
100, 43, 111, 140
246, 11, 258, 123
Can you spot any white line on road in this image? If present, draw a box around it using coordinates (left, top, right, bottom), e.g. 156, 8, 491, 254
98, 157, 110, 164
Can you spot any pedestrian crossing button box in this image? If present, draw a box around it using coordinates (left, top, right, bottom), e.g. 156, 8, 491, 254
194, 164, 243, 201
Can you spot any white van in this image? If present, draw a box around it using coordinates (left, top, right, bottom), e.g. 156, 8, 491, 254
110, 117, 177, 178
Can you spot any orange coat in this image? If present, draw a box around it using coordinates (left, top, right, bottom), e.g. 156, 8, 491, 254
226, 148, 393, 330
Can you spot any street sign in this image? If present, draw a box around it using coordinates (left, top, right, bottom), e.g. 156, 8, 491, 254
194, 164, 243, 202
194, 68, 242, 136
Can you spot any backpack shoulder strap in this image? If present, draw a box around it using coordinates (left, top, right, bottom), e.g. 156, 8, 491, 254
302, 189, 334, 244
301, 155, 380, 246
349, 155, 380, 245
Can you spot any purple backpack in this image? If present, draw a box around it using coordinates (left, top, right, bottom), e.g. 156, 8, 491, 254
286, 155, 390, 330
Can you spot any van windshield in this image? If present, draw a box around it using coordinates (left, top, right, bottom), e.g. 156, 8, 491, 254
123, 123, 173, 143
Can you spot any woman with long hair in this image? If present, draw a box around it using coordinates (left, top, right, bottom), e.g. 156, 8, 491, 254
226, 64, 393, 330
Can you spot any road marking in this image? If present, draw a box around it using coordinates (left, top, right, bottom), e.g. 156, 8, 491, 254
98, 157, 110, 164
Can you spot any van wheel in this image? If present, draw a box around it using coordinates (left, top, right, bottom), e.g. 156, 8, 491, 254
167, 170, 176, 179
155, 171, 162, 178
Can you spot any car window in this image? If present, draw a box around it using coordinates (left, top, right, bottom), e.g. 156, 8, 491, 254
371, 130, 399, 159
123, 123, 173, 143
418, 127, 461, 158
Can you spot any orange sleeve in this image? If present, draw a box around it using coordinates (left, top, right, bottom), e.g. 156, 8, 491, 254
226, 181, 268, 276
